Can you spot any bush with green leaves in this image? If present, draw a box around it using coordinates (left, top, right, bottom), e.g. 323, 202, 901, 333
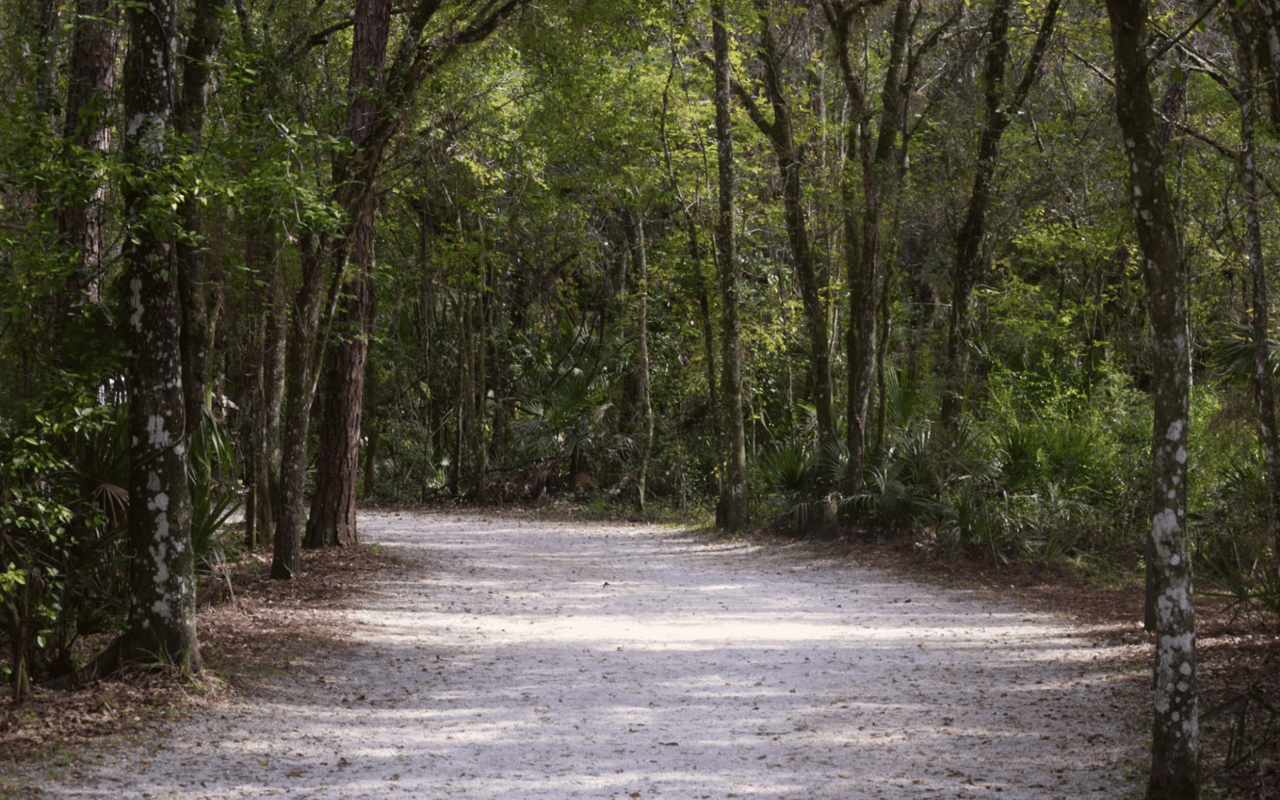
0, 394, 241, 699
757, 436, 847, 535
0, 398, 117, 700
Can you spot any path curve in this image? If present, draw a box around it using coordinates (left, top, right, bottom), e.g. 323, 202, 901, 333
35, 511, 1144, 798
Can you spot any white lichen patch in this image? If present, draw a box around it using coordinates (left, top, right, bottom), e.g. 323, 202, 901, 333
146, 414, 171, 448
129, 278, 144, 331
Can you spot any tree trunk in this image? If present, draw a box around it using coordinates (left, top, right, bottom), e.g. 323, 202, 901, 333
57, 0, 118, 320
631, 212, 653, 514
305, 0, 390, 547
175, 0, 229, 429
1105, 0, 1199, 795
258, 241, 287, 549
940, 0, 1060, 434
272, 237, 330, 579
118, 0, 199, 670
824, 0, 912, 496
467, 278, 489, 502
362, 348, 380, 500
742, 7, 835, 454
1229, 5, 1280, 595
659, 59, 721, 499
1256, 0, 1280, 130
713, 0, 748, 531
305, 236, 372, 548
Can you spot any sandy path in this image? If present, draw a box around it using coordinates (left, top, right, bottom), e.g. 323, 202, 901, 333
33, 511, 1144, 798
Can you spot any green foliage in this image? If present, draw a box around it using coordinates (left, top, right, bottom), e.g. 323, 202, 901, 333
188, 408, 243, 573
757, 436, 846, 535
0, 396, 117, 698
510, 322, 635, 491
1209, 324, 1280, 382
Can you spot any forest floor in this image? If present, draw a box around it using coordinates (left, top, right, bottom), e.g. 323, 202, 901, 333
0, 507, 1276, 798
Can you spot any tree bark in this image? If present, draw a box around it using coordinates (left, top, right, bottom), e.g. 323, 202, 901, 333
293, 0, 525, 538
118, 0, 199, 671
713, 0, 749, 531
175, 0, 229, 432
1256, 0, 1280, 130
305, 0, 390, 548
57, 0, 118, 320
1229, 4, 1280, 598
272, 236, 329, 579
1105, 0, 1199, 795
244, 226, 285, 551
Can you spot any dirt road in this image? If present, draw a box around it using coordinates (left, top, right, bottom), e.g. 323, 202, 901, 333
27, 511, 1145, 798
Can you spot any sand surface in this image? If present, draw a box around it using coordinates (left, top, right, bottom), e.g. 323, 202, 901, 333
28, 511, 1145, 798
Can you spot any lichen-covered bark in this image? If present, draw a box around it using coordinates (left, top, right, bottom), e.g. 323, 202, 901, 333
713, 0, 748, 531
1104, 0, 1198, 795
118, 0, 199, 671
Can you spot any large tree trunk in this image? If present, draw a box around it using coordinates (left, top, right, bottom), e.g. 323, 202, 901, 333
291, 0, 524, 534
713, 0, 748, 531
305, 233, 372, 547
117, 0, 199, 671
1105, 0, 1199, 796
305, 0, 390, 547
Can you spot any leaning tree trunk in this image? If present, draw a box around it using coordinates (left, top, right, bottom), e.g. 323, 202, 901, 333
1105, 0, 1199, 796
305, 0, 390, 548
712, 0, 748, 531
117, 0, 199, 671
